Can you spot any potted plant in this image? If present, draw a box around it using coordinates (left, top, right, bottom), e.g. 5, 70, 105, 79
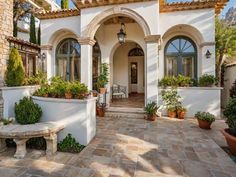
177, 106, 187, 119
161, 88, 181, 118
177, 75, 192, 87
167, 106, 177, 118
195, 111, 215, 129
65, 83, 73, 99
144, 102, 159, 121
198, 74, 216, 87
97, 103, 106, 117
222, 97, 236, 155
96, 63, 109, 94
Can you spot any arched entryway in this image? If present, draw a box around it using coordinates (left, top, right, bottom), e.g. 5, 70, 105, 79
111, 42, 145, 108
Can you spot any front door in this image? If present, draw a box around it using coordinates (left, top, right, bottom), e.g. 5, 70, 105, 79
130, 62, 138, 93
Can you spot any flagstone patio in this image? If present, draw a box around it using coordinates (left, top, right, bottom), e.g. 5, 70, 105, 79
0, 116, 235, 177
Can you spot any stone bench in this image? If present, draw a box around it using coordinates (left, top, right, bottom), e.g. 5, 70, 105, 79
0, 122, 64, 159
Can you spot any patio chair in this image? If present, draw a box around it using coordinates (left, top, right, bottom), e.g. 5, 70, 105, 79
111, 84, 126, 101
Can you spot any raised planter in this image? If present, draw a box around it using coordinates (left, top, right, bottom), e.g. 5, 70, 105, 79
1, 85, 39, 118
32, 96, 96, 145
159, 87, 222, 118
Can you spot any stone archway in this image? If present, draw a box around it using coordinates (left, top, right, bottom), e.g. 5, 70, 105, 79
84, 7, 151, 39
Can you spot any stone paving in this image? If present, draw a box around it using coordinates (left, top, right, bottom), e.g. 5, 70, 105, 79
0, 117, 235, 177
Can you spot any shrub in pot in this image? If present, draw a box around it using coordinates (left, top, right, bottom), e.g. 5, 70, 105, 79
144, 102, 159, 121
177, 75, 192, 87
5, 48, 25, 87
222, 97, 236, 155
15, 97, 42, 124
195, 111, 215, 129
96, 63, 109, 94
65, 83, 73, 99
177, 106, 187, 119
159, 76, 178, 87
198, 74, 216, 87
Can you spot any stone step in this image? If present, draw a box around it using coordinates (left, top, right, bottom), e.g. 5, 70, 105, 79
105, 107, 146, 119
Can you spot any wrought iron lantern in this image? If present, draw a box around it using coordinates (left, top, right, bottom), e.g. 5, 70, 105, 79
117, 23, 126, 44
205, 50, 212, 59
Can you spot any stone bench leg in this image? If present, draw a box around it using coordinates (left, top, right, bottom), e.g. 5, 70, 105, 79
44, 133, 57, 156
0, 138, 6, 153
13, 139, 28, 159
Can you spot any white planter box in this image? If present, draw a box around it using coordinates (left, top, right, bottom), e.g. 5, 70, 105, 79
159, 87, 222, 118
1, 85, 39, 118
32, 96, 96, 145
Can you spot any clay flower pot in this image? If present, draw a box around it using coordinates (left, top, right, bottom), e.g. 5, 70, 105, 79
65, 92, 73, 99
98, 108, 105, 117
222, 129, 236, 155
99, 88, 107, 94
168, 111, 177, 118
178, 111, 186, 119
147, 115, 157, 121
197, 119, 212, 129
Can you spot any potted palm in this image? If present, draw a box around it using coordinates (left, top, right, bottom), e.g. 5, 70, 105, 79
97, 63, 109, 94
177, 106, 187, 119
144, 102, 159, 121
222, 97, 236, 155
195, 111, 215, 129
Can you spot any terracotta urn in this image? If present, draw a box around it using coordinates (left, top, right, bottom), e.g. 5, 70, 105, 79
168, 111, 177, 118
99, 88, 107, 94
148, 115, 157, 121
178, 111, 186, 119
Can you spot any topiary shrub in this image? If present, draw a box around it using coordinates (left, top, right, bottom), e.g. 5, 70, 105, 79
223, 97, 236, 136
58, 134, 85, 153
230, 80, 236, 98
15, 97, 42, 125
5, 48, 25, 86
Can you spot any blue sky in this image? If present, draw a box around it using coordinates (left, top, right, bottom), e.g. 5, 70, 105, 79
56, 0, 235, 17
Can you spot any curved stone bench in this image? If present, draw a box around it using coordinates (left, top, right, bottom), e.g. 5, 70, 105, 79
0, 122, 64, 159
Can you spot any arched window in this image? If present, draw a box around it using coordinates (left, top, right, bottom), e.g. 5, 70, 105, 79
165, 36, 197, 78
56, 38, 81, 81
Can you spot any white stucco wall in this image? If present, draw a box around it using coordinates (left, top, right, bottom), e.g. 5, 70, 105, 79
222, 65, 236, 108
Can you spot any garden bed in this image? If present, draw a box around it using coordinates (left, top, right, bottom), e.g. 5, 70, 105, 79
32, 96, 96, 145
159, 87, 222, 118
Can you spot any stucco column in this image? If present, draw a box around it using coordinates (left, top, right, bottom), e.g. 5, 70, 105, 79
144, 35, 160, 104
78, 38, 96, 90
41, 45, 52, 79
200, 42, 215, 76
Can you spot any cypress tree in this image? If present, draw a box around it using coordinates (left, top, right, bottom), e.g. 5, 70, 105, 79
61, 0, 64, 9
37, 24, 41, 45
61, 0, 69, 9
13, 21, 18, 37
5, 48, 25, 86
29, 15, 37, 44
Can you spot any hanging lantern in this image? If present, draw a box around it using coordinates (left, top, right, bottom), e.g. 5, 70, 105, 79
117, 23, 126, 44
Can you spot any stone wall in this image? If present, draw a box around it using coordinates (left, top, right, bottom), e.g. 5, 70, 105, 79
0, 0, 13, 118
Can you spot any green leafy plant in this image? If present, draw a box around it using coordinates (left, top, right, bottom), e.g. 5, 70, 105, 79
159, 76, 178, 87
58, 134, 85, 153
177, 106, 187, 112
96, 63, 109, 89
33, 85, 50, 97
23, 72, 47, 86
144, 102, 159, 116
161, 88, 181, 111
15, 97, 42, 125
27, 137, 46, 150
223, 98, 236, 136
194, 111, 215, 123
5, 48, 25, 87
198, 74, 216, 87
177, 75, 192, 87
230, 80, 236, 98
1, 118, 14, 125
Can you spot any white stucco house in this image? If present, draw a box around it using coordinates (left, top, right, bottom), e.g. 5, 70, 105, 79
36, 0, 228, 117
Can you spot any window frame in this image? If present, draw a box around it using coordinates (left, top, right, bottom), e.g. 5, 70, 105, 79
164, 36, 197, 78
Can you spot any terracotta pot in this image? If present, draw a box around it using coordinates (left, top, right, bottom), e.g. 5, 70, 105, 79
178, 111, 186, 119
65, 92, 73, 99
43, 94, 48, 97
100, 88, 107, 94
98, 108, 105, 117
222, 129, 236, 155
197, 119, 212, 129
93, 92, 98, 97
168, 111, 177, 118
147, 115, 157, 121
96, 107, 99, 116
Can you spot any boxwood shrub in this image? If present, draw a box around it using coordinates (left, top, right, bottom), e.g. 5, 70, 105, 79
15, 97, 42, 124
